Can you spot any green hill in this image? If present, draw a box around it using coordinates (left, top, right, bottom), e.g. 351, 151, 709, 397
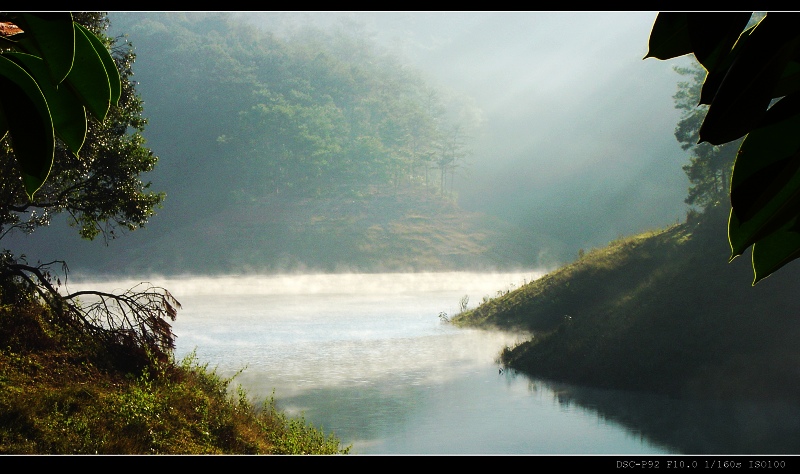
0, 12, 540, 277
452, 205, 800, 402
89, 190, 536, 275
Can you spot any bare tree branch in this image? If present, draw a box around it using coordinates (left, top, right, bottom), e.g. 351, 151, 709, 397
0, 253, 180, 361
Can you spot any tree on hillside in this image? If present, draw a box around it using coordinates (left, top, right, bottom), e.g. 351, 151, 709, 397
437, 124, 470, 197
0, 12, 176, 362
672, 60, 741, 211
646, 12, 800, 284
238, 89, 348, 196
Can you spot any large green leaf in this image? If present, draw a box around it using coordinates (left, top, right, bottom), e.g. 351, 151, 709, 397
15, 13, 74, 85
645, 13, 752, 68
5, 52, 87, 155
727, 111, 800, 258
75, 23, 121, 107
687, 13, 752, 73
699, 24, 756, 106
65, 23, 111, 122
0, 55, 54, 199
644, 13, 693, 61
729, 92, 800, 220
699, 14, 800, 145
772, 59, 800, 98
647, 11, 800, 283
751, 218, 800, 284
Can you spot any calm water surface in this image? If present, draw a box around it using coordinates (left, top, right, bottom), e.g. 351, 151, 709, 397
71, 272, 757, 454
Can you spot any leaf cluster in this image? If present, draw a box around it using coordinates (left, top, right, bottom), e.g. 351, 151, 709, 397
0, 12, 163, 243
0, 12, 121, 200
0, 13, 167, 381
647, 12, 800, 283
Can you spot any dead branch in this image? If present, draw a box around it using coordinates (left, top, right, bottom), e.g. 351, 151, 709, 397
0, 254, 180, 361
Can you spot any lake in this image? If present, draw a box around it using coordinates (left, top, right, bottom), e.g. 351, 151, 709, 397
68, 272, 800, 454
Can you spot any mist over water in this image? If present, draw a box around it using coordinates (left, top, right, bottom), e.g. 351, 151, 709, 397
56, 271, 800, 454
66, 271, 677, 454
66, 270, 544, 302
66, 271, 544, 392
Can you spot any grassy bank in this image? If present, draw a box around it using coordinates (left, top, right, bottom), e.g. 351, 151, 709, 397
0, 298, 349, 454
452, 205, 800, 402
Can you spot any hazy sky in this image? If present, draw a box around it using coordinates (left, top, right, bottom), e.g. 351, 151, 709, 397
239, 11, 695, 260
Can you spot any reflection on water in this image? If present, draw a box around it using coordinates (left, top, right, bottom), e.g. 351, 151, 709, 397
544, 380, 800, 454
67, 272, 800, 454
265, 367, 672, 454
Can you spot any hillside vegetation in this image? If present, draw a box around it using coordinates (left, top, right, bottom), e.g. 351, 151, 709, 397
94, 190, 534, 274
6, 12, 536, 275
452, 205, 800, 402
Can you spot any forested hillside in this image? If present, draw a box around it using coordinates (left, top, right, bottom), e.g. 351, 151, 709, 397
6, 12, 534, 275
453, 205, 800, 402
116, 13, 478, 200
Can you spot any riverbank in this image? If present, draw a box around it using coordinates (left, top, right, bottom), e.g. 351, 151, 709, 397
452, 205, 800, 402
0, 297, 349, 454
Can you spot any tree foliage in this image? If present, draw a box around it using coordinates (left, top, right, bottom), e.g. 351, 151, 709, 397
0, 12, 171, 362
647, 12, 800, 284
0, 12, 163, 243
672, 60, 740, 211
0, 12, 122, 200
115, 12, 476, 208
